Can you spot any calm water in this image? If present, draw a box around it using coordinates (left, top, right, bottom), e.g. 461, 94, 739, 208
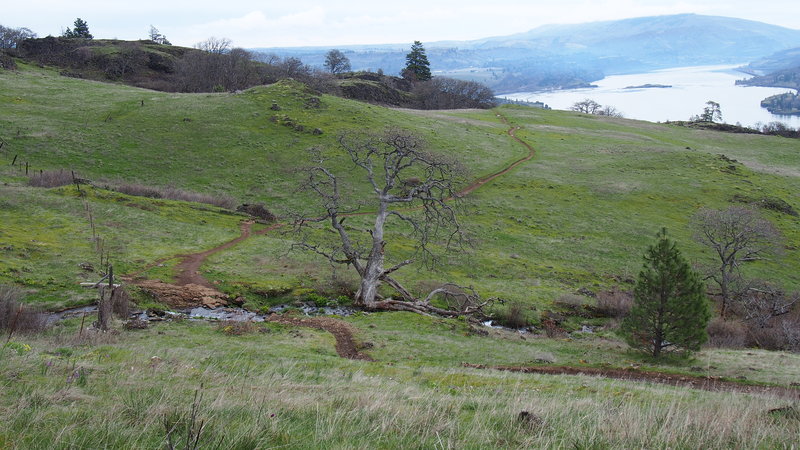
505, 65, 800, 128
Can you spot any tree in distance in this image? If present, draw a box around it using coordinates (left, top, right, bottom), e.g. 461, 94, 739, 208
622, 228, 710, 358
148, 25, 171, 45
403, 41, 432, 82
0, 25, 36, 49
194, 37, 231, 54
570, 99, 624, 117
63, 18, 92, 39
295, 128, 494, 316
691, 206, 781, 318
323, 49, 351, 74
695, 100, 722, 122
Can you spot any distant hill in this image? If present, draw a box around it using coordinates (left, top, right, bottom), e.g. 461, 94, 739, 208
254, 14, 800, 93
742, 47, 800, 74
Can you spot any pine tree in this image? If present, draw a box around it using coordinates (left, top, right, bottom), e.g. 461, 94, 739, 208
403, 41, 431, 81
63, 18, 93, 39
621, 228, 711, 358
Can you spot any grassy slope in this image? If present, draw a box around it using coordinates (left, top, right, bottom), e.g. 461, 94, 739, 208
2, 63, 800, 309
1, 63, 800, 448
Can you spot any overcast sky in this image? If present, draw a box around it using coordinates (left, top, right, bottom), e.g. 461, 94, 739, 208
4, 0, 799, 48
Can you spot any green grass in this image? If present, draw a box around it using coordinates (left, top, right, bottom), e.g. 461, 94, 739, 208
2, 64, 799, 308
1, 315, 798, 448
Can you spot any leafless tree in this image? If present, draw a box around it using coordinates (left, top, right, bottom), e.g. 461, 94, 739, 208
148, 25, 171, 45
412, 77, 497, 109
323, 49, 351, 74
691, 206, 781, 317
0, 25, 36, 49
194, 37, 231, 54
732, 279, 797, 328
597, 105, 624, 118
570, 98, 602, 114
294, 128, 493, 316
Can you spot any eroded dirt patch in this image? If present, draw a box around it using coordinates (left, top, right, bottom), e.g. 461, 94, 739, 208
135, 279, 230, 309
267, 315, 374, 361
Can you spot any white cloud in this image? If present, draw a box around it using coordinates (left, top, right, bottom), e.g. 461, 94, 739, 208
4, 0, 799, 47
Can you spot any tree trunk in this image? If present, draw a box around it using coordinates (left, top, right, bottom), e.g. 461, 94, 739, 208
354, 203, 389, 307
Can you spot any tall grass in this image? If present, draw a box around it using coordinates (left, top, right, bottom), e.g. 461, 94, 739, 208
1, 320, 798, 448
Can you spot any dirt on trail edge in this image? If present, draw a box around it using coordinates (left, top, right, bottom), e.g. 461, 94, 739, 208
463, 363, 800, 399
267, 316, 374, 361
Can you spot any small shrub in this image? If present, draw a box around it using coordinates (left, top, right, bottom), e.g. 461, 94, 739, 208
747, 314, 800, 352
305, 293, 329, 307
110, 182, 237, 209
236, 203, 276, 222
496, 301, 534, 329
28, 169, 75, 188
554, 294, 585, 311
595, 289, 633, 318
542, 319, 567, 338
0, 285, 47, 334
706, 317, 747, 348
216, 320, 256, 336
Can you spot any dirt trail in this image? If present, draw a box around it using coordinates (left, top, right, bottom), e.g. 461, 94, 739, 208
463, 363, 800, 398
456, 117, 535, 197
267, 315, 374, 361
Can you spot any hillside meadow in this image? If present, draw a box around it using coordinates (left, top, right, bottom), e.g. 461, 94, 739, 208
2, 63, 798, 309
1, 61, 800, 448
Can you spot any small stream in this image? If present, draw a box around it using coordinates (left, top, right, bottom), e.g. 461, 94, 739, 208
45, 302, 361, 325
45, 304, 544, 334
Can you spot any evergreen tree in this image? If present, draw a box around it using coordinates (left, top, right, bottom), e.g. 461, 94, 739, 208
403, 41, 431, 81
63, 18, 93, 39
622, 228, 710, 358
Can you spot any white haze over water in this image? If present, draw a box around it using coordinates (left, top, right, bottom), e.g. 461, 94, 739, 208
506, 65, 800, 129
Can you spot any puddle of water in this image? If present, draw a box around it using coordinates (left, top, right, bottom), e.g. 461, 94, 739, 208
482, 320, 533, 334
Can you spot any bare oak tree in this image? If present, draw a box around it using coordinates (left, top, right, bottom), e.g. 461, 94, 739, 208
570, 98, 602, 114
295, 128, 492, 316
691, 206, 781, 317
323, 49, 351, 74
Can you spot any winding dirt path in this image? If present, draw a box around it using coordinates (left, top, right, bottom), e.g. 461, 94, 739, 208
456, 116, 535, 197
463, 363, 800, 398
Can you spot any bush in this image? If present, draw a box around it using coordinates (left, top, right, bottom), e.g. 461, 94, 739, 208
0, 285, 47, 334
595, 289, 633, 318
706, 317, 747, 348
28, 169, 75, 188
496, 301, 535, 329
109, 182, 237, 209
216, 320, 257, 336
236, 203, 276, 222
553, 294, 586, 311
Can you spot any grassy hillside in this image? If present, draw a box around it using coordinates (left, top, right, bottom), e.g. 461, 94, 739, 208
2, 62, 799, 310
2, 52, 800, 450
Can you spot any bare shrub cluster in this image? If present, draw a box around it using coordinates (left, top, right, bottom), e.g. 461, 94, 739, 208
28, 169, 75, 188
496, 301, 535, 329
706, 317, 748, 348
0, 285, 48, 334
236, 203, 276, 222
109, 182, 237, 209
595, 289, 633, 318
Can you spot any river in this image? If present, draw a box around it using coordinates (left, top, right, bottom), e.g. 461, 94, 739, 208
504, 65, 800, 128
